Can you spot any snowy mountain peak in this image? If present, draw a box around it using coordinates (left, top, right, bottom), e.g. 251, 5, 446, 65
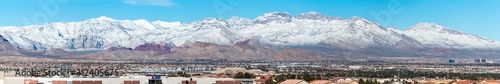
350, 16, 368, 21
403, 23, 500, 49
227, 16, 252, 27
228, 16, 251, 22
254, 12, 292, 24
92, 16, 116, 21
387, 26, 398, 30
194, 18, 228, 27
260, 12, 291, 17
200, 18, 225, 22
346, 16, 382, 30
386, 26, 401, 32
295, 11, 333, 20
407, 23, 449, 31
407, 22, 471, 36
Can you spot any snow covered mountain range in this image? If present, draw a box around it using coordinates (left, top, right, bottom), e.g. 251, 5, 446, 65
0, 12, 498, 58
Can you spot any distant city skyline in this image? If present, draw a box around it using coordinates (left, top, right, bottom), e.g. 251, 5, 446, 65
0, 0, 499, 40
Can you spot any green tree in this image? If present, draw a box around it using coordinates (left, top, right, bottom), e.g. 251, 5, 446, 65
243, 72, 254, 78
286, 74, 296, 79
264, 78, 274, 84
233, 72, 245, 78
232, 72, 254, 79
359, 78, 365, 84
168, 73, 177, 77
374, 79, 380, 84
275, 75, 286, 82
367, 79, 375, 84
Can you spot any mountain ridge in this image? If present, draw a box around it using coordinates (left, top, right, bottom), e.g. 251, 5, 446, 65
0, 11, 498, 59
1, 12, 498, 49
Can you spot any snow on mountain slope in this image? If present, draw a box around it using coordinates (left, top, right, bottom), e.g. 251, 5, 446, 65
239, 12, 405, 50
402, 23, 500, 49
0, 12, 498, 51
0, 35, 19, 51
0, 16, 240, 51
254, 12, 292, 24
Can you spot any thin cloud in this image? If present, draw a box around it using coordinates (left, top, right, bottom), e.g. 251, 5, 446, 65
123, 0, 176, 7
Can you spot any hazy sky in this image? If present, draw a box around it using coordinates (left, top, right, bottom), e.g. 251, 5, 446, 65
0, 0, 499, 40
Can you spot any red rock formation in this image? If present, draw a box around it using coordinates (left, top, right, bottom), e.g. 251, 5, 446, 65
134, 42, 175, 53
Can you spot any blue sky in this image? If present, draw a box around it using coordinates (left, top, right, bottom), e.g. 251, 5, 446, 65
0, 0, 499, 40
